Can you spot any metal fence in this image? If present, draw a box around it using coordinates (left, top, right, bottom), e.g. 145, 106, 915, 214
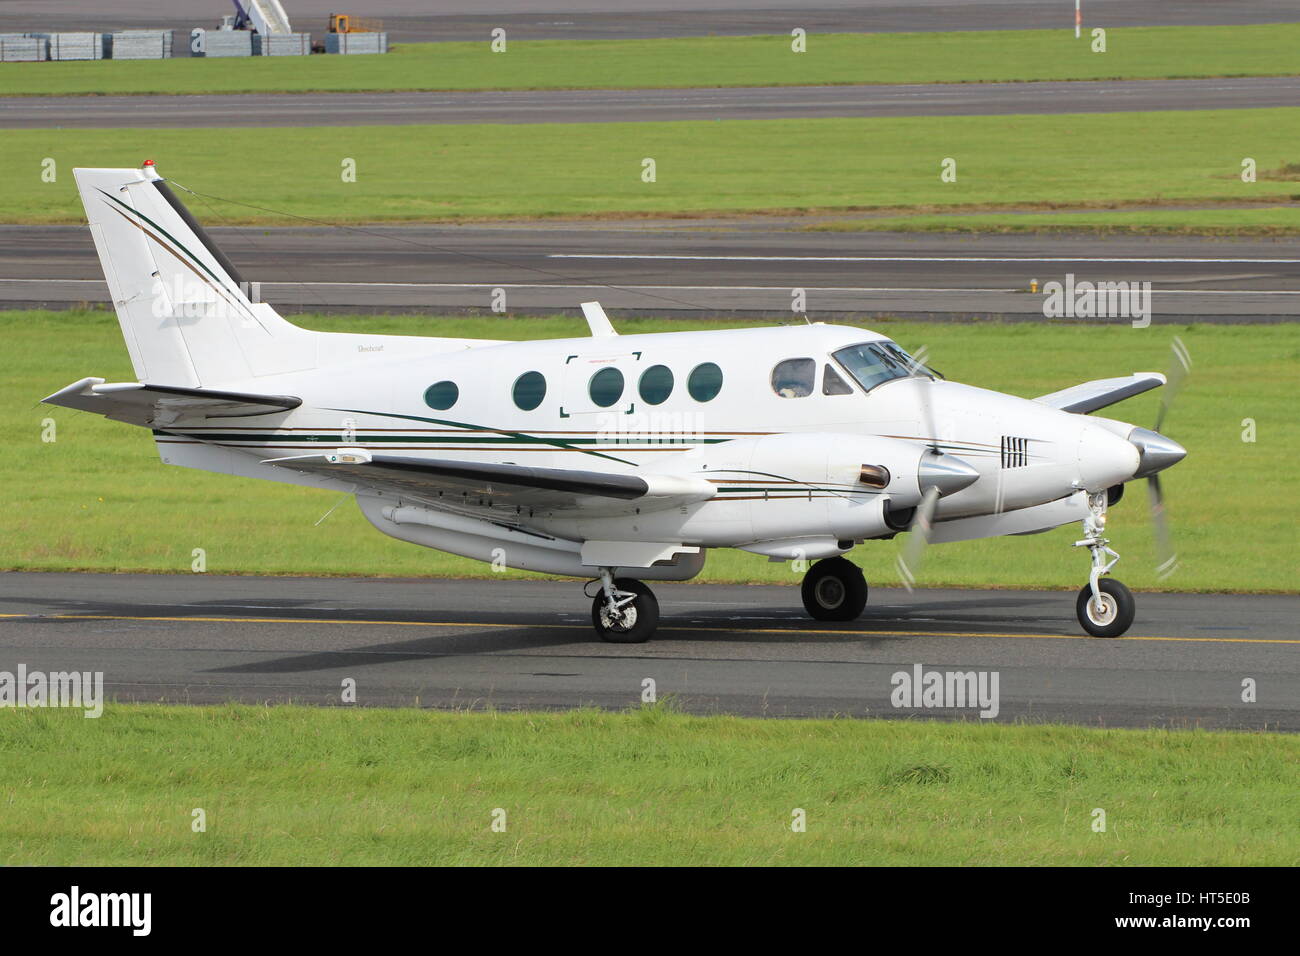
106, 30, 174, 60
0, 34, 47, 62
26, 32, 104, 60
260, 33, 312, 56
1, 26, 393, 61
325, 32, 388, 55
203, 29, 254, 57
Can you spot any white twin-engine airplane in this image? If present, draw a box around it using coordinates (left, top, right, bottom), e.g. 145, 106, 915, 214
46, 163, 1188, 642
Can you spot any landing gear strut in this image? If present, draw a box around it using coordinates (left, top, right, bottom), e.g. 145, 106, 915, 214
1072, 491, 1135, 637
801, 556, 869, 622
590, 569, 659, 643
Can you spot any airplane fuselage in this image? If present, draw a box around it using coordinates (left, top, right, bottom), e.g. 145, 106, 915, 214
156, 322, 1141, 564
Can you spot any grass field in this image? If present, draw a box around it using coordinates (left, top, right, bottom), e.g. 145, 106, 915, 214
5, 309, 1295, 592
0, 704, 1293, 865
3, 109, 1297, 229
0, 26, 1296, 97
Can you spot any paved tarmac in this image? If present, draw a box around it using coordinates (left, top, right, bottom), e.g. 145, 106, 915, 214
1, 573, 1294, 729
5, 78, 1297, 129
4, 222, 1294, 319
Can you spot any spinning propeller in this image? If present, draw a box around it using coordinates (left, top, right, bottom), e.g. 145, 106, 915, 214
1131, 336, 1191, 580
895, 344, 944, 591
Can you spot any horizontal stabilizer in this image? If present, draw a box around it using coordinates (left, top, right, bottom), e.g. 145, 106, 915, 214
43, 377, 301, 426
1034, 372, 1165, 415
263, 450, 715, 513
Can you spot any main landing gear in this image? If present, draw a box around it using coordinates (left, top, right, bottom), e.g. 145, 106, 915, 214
588, 555, 874, 642
801, 556, 869, 622
590, 568, 659, 643
1072, 491, 1136, 637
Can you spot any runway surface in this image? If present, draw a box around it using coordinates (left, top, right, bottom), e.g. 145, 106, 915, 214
6, 78, 1297, 129
4, 222, 1295, 320
0, 573, 1295, 730
1, 1, 1294, 43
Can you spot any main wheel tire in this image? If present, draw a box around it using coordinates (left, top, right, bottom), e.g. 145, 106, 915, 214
801, 557, 868, 622
591, 578, 659, 643
1075, 578, 1135, 638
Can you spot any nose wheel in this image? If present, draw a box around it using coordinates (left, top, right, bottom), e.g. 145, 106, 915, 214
1075, 578, 1135, 637
590, 569, 659, 643
1072, 492, 1136, 637
801, 556, 868, 621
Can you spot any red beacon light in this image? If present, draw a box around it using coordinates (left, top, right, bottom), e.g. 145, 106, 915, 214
141, 159, 161, 181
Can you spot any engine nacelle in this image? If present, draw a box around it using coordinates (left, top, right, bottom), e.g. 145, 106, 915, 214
541, 432, 959, 548
736, 432, 921, 544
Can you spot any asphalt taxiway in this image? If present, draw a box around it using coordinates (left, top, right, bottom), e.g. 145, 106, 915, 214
3, 223, 1295, 319
1, 573, 1295, 730
5, 78, 1297, 129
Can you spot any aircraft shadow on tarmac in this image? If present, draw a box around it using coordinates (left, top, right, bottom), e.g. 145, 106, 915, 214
202, 602, 1070, 677
3, 590, 1078, 681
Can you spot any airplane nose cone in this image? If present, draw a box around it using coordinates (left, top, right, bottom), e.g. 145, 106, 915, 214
918, 452, 980, 497
1129, 427, 1187, 478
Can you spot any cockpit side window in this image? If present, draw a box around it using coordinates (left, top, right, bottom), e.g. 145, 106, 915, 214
771, 357, 816, 398
822, 364, 853, 395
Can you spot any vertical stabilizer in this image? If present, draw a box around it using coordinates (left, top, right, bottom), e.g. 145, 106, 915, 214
73, 163, 316, 385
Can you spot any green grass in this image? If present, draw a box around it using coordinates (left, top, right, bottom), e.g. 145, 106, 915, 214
0, 704, 1294, 865
1, 26, 1297, 97
4, 309, 1296, 592
4, 109, 1298, 228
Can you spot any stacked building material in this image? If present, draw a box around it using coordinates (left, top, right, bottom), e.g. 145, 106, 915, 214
203, 29, 254, 57
260, 32, 312, 56
325, 32, 388, 55
0, 34, 47, 62
107, 30, 173, 60
42, 32, 104, 60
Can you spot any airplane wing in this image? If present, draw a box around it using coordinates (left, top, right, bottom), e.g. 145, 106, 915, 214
1033, 372, 1165, 415
43, 378, 301, 427
261, 449, 716, 514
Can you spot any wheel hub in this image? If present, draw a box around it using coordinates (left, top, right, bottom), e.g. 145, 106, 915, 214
815, 576, 845, 609
1086, 594, 1117, 626
599, 600, 637, 631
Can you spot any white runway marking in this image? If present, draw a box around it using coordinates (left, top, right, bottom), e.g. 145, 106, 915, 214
548, 254, 1300, 264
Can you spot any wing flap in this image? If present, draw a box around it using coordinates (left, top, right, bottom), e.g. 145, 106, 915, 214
1034, 372, 1165, 415
43, 378, 301, 426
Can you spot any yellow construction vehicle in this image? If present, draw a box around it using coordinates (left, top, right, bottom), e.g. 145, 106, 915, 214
328, 14, 384, 33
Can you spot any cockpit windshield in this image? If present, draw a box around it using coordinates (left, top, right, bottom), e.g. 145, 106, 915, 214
832, 340, 939, 393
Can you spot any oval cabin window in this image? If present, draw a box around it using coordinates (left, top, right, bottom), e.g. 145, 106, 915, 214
638, 364, 674, 405
588, 367, 625, 408
687, 362, 723, 402
512, 371, 547, 411
423, 381, 459, 410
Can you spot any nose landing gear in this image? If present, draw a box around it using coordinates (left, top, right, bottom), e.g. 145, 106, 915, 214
1072, 491, 1135, 637
590, 568, 659, 643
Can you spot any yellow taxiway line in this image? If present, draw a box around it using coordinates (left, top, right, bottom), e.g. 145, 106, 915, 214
0, 612, 1294, 645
